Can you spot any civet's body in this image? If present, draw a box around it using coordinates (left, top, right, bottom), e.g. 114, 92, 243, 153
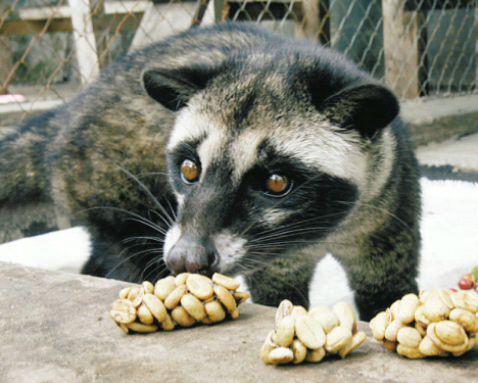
0, 23, 420, 320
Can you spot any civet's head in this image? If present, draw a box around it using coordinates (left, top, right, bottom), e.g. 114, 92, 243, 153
142, 45, 399, 277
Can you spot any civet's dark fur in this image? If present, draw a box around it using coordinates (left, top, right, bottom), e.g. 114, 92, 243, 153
0, 23, 421, 320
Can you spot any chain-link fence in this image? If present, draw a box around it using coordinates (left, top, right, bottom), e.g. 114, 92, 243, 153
0, 0, 477, 113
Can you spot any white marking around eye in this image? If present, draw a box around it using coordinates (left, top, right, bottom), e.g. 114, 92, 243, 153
269, 120, 366, 182
268, 121, 396, 202
166, 105, 212, 152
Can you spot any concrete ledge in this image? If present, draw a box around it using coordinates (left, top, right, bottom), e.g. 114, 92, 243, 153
401, 94, 478, 126
1, 261, 477, 382
0, 99, 65, 127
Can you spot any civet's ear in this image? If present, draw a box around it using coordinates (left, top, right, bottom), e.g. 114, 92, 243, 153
142, 65, 218, 111
314, 83, 400, 138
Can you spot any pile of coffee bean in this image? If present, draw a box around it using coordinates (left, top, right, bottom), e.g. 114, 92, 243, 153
110, 273, 249, 333
369, 288, 478, 358
260, 300, 367, 365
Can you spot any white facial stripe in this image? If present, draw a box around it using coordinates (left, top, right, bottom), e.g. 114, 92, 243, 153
166, 106, 211, 152
196, 128, 228, 182
269, 121, 367, 186
270, 122, 397, 202
230, 129, 268, 184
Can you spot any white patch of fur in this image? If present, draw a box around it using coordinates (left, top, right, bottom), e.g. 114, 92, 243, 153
166, 106, 212, 151
213, 230, 247, 270
230, 129, 268, 184
196, 128, 227, 182
163, 223, 182, 257
269, 119, 367, 185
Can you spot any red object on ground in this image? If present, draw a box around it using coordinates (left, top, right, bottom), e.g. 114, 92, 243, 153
458, 278, 473, 290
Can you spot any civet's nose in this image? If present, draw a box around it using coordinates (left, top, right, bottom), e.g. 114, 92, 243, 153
165, 235, 218, 277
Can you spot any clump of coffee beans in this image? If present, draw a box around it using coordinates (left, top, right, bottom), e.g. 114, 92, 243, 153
260, 300, 367, 365
110, 272, 249, 333
369, 288, 478, 358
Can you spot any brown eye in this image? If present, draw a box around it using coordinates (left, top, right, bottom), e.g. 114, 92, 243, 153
180, 159, 199, 183
265, 174, 290, 195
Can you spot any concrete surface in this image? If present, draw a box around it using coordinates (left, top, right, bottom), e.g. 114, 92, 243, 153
0, 261, 477, 383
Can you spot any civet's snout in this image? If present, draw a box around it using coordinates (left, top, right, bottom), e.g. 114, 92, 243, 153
165, 234, 219, 276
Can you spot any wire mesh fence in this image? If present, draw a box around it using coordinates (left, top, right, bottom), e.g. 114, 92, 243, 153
0, 0, 477, 116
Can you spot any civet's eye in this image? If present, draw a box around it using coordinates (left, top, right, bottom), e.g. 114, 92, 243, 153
265, 174, 291, 196
180, 159, 200, 183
